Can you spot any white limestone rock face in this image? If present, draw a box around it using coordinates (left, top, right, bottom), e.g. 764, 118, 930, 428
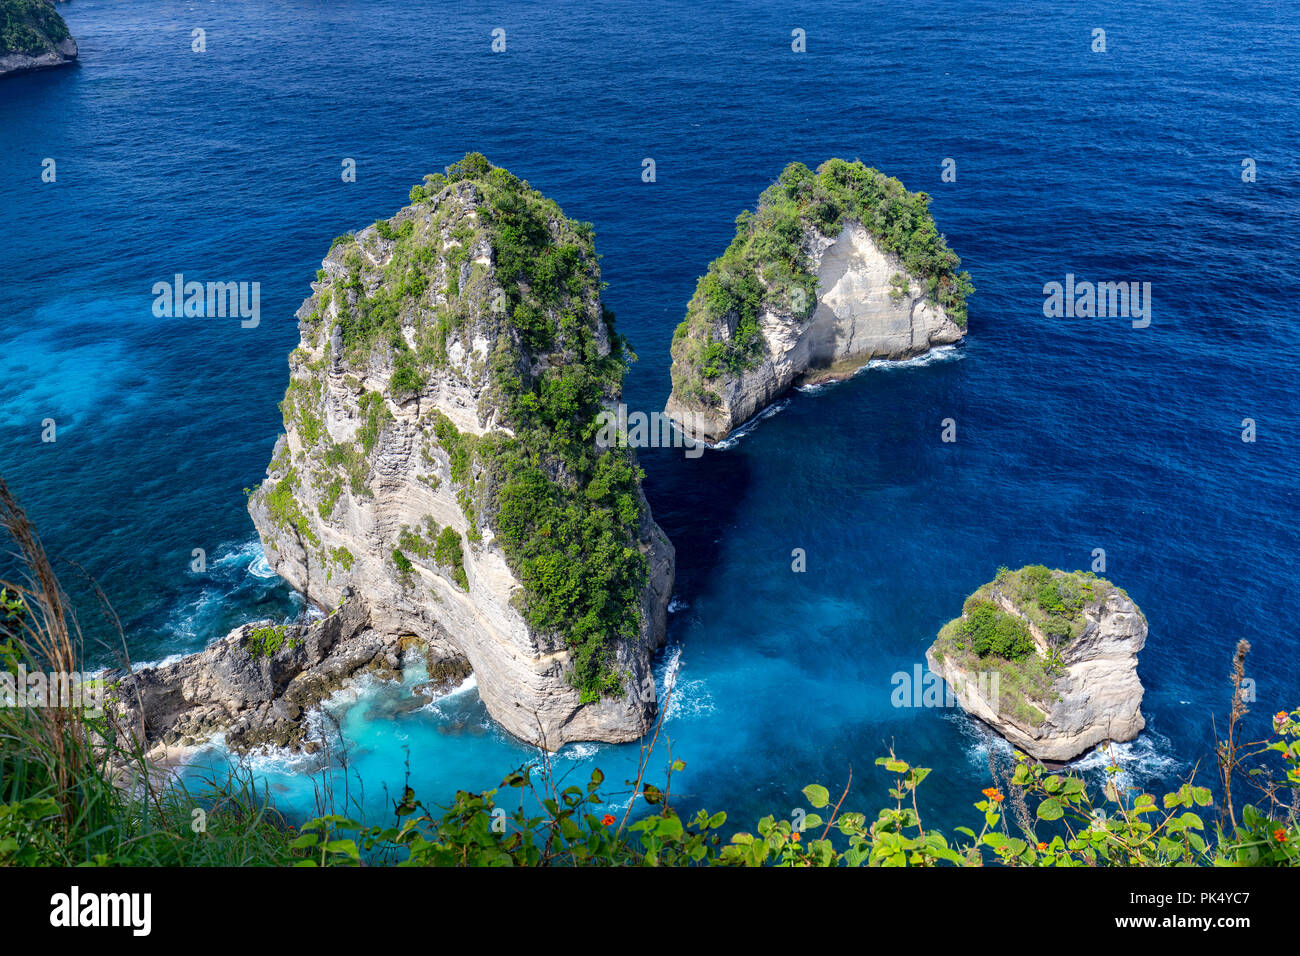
666, 221, 965, 443
248, 173, 674, 750
926, 572, 1147, 763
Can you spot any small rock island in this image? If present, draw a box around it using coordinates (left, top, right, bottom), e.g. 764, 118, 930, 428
665, 158, 973, 443
0, 0, 77, 79
926, 566, 1147, 763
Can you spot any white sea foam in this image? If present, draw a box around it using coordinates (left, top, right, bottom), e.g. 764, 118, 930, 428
667, 597, 689, 614
713, 346, 965, 449
159, 587, 223, 646
865, 343, 963, 372
555, 741, 602, 763
952, 712, 1015, 769
1069, 731, 1184, 791
796, 344, 965, 394
210, 540, 259, 569
711, 399, 791, 450
237, 740, 326, 776
416, 674, 479, 715
247, 554, 278, 579
659, 646, 714, 722
130, 651, 190, 670
955, 710, 1184, 796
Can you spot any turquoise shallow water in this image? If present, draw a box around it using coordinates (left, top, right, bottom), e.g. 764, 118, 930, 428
1, 0, 1298, 831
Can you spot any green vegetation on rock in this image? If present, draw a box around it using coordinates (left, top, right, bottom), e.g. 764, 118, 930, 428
1, 0, 71, 56
432, 526, 468, 591
931, 566, 1117, 727
262, 468, 320, 549
670, 158, 973, 406
244, 624, 300, 658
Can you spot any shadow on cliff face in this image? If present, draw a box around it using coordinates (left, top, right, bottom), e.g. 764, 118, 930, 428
636, 441, 752, 618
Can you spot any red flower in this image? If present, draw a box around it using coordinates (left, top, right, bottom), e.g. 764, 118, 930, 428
601, 814, 616, 827
1274, 828, 1288, 842
790, 831, 802, 843
1037, 842, 1047, 851
981, 787, 1004, 804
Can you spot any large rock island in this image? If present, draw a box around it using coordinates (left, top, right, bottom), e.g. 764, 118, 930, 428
665, 159, 972, 443
926, 566, 1147, 763
115, 154, 675, 759
0, 0, 77, 78
246, 153, 675, 751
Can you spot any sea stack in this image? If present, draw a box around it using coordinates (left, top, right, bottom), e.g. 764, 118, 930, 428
247, 153, 675, 751
665, 159, 972, 444
926, 566, 1147, 763
0, 0, 77, 79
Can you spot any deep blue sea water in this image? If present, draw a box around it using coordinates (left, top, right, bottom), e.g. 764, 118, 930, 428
2, 0, 1297, 831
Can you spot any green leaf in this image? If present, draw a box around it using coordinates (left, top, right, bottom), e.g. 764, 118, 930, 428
323, 839, 360, 860
656, 815, 684, 841
802, 784, 830, 809
1037, 798, 1064, 821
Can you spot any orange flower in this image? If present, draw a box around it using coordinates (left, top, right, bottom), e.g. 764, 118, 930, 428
981, 787, 1005, 804
601, 814, 616, 826
1037, 842, 1047, 851
1274, 828, 1287, 842
790, 831, 802, 843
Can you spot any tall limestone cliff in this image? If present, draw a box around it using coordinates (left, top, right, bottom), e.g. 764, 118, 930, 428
0, 0, 77, 78
926, 566, 1147, 763
248, 154, 674, 750
665, 159, 973, 443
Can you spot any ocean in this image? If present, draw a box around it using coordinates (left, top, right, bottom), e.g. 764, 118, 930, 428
2, 0, 1297, 831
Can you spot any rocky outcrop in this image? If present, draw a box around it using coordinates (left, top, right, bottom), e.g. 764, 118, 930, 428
0, 1, 77, 78
926, 567, 1147, 763
111, 597, 471, 756
665, 159, 971, 443
248, 154, 674, 751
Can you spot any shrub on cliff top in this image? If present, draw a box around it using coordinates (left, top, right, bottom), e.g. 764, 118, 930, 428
957, 600, 1035, 661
